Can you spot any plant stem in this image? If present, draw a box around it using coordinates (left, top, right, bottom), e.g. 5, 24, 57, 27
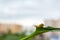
20, 28, 60, 40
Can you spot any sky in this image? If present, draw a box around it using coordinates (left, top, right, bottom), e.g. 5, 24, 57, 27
0, 0, 60, 19
0, 0, 60, 27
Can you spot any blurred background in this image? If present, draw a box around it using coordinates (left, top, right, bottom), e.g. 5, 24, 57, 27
0, 0, 60, 40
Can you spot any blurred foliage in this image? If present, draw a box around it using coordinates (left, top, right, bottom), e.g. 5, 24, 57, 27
0, 30, 26, 40
0, 30, 34, 40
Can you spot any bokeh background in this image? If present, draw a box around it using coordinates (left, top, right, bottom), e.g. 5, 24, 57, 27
0, 0, 60, 40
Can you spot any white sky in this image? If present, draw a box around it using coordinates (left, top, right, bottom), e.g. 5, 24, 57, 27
0, 0, 60, 28
0, 0, 60, 19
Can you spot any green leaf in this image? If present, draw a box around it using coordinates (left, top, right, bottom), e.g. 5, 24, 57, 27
20, 24, 60, 40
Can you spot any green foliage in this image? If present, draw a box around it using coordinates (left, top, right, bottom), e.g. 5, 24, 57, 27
20, 24, 60, 40
0, 32, 26, 40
